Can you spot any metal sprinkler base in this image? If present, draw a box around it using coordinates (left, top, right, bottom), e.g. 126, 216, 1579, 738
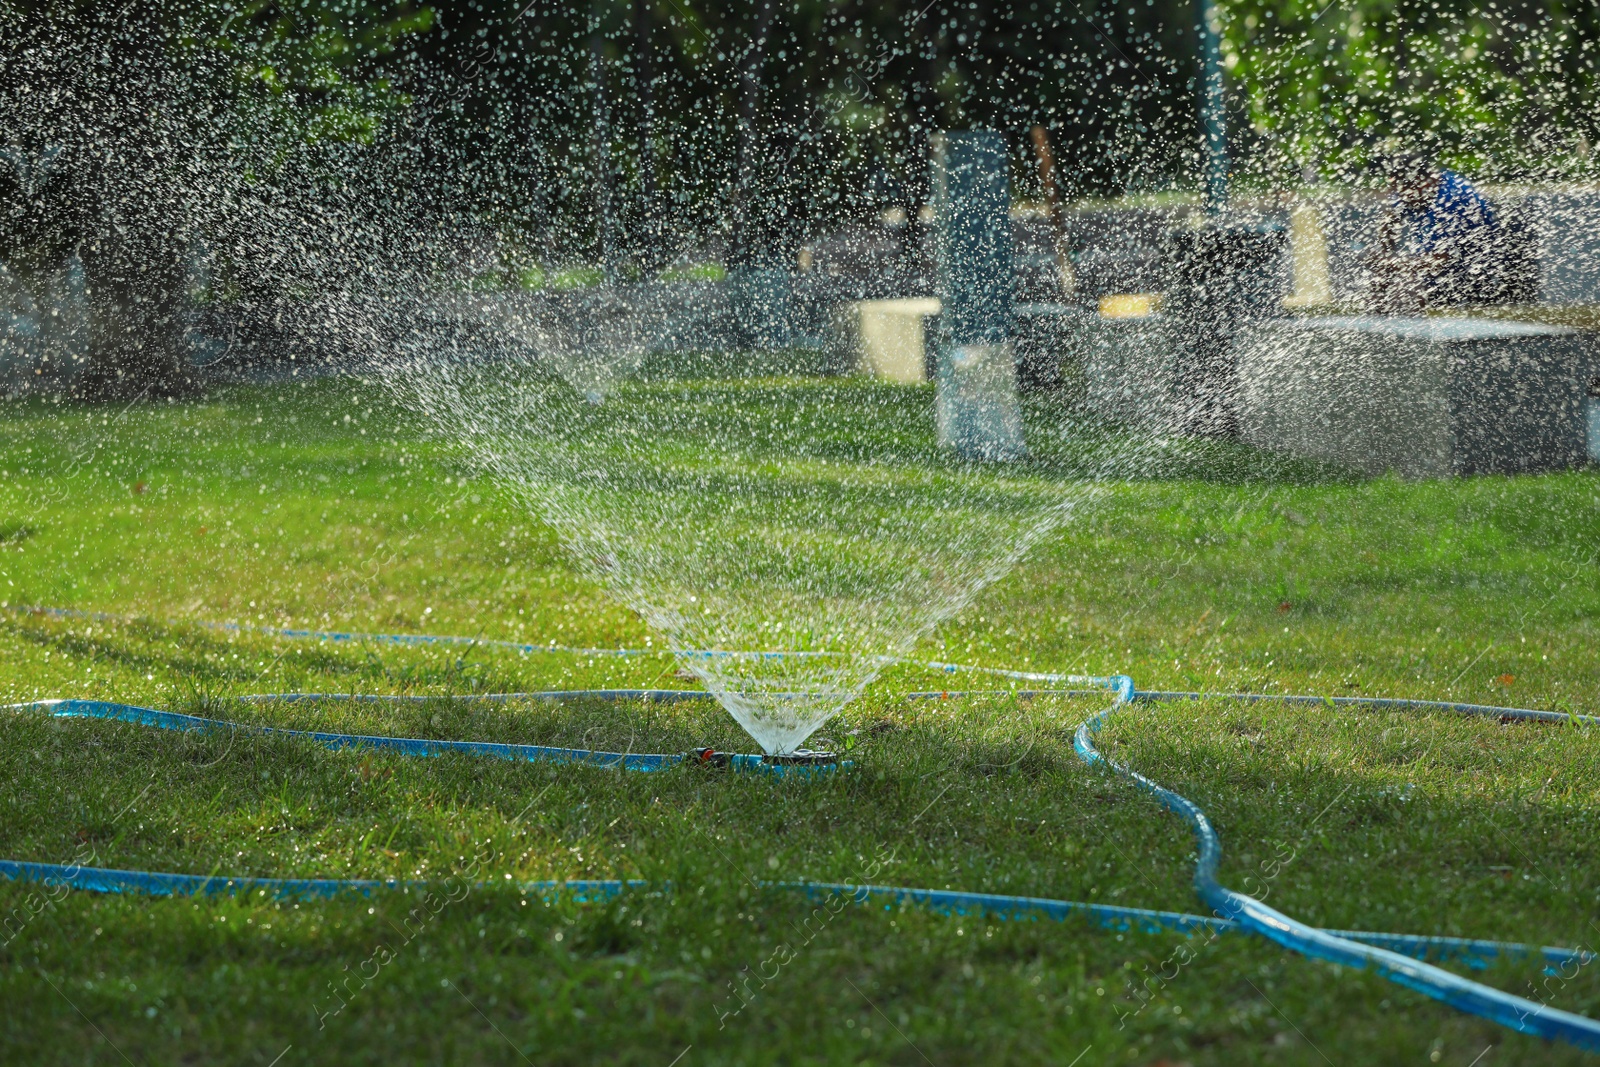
688, 747, 846, 776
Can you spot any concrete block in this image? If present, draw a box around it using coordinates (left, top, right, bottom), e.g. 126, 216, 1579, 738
1588, 375, 1600, 463
1082, 312, 1177, 430
936, 342, 1026, 460
730, 267, 794, 350
853, 297, 939, 382
1237, 315, 1590, 478
931, 130, 1024, 460
1283, 200, 1333, 308
930, 131, 1013, 345
1523, 191, 1600, 305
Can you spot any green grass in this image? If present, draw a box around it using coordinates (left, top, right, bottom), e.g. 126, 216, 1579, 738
0, 377, 1597, 1065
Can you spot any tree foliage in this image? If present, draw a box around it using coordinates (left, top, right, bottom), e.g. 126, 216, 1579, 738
0, 1, 434, 395
1217, 0, 1600, 182
3, 0, 1599, 392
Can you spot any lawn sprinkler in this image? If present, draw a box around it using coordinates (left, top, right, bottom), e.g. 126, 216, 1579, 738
8, 620, 1600, 1050
687, 745, 845, 777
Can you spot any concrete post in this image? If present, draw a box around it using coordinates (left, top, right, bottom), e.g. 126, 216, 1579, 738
930, 130, 1026, 460
1587, 374, 1600, 464
1284, 199, 1332, 308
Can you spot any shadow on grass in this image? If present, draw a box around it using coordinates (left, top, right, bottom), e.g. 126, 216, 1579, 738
2, 614, 530, 696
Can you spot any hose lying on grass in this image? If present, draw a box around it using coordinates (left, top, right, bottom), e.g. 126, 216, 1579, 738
1074, 675, 1600, 1050
3, 610, 1598, 1050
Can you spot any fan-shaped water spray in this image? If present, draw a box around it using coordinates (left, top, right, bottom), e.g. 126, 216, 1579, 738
5, 1, 1600, 1054
481, 285, 668, 403
396, 341, 1096, 753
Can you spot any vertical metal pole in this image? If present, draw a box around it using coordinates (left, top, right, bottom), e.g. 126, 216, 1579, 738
1198, 0, 1228, 217
931, 130, 1026, 460
634, 0, 657, 272
590, 1, 615, 280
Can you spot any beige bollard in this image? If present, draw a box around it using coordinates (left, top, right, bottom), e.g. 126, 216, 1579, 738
853, 297, 941, 383
1284, 199, 1333, 308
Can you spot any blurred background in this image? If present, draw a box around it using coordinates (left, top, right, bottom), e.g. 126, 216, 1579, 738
1, 0, 1598, 400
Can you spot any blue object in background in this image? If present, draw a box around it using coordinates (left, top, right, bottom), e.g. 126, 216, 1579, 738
1197, 0, 1228, 216
930, 130, 1026, 461
931, 131, 1012, 346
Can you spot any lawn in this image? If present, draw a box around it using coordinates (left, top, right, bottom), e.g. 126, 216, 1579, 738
0, 376, 1597, 1065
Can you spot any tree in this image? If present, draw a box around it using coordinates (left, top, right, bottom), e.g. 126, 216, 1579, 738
403, 0, 1205, 274
0, 0, 432, 398
1218, 0, 1600, 183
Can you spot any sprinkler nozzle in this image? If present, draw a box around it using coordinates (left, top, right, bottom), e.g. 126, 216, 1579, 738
684, 747, 840, 770
760, 749, 839, 767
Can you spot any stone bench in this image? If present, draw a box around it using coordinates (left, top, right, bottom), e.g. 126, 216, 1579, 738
1236, 315, 1593, 478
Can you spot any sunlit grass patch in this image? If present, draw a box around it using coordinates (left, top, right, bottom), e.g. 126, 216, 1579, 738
0, 378, 1597, 1064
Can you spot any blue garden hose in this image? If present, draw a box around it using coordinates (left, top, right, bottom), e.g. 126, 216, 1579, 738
3, 609, 1599, 1049
1076, 675, 1600, 1050
0, 852, 1586, 971
29, 696, 846, 777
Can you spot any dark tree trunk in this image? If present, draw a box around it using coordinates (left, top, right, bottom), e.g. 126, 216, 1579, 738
730, 0, 777, 270
634, 0, 659, 271
0, 9, 195, 400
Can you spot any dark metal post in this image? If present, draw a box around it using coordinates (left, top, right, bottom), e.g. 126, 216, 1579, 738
1198, 0, 1228, 217
634, 0, 657, 272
